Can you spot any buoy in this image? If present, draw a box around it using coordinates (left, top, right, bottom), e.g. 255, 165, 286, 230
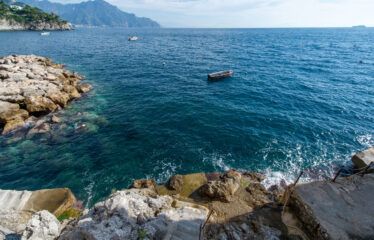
200, 56, 202, 58
162, 62, 166, 66
359, 60, 363, 64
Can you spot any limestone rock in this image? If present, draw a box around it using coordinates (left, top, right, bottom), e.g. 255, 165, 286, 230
289, 175, 374, 240
351, 147, 374, 169
76, 83, 92, 93
0, 55, 91, 134
131, 179, 157, 192
168, 174, 184, 191
25, 96, 57, 114
3, 117, 25, 135
0, 188, 75, 234
199, 171, 241, 203
51, 115, 61, 123
245, 183, 272, 207
27, 123, 51, 136
59, 189, 209, 240
21, 210, 60, 240
243, 171, 266, 182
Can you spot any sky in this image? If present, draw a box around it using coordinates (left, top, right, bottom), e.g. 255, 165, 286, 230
51, 0, 374, 28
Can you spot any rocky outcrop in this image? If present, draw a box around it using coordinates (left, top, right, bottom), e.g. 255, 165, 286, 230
59, 189, 209, 240
21, 210, 61, 240
0, 19, 72, 31
199, 170, 241, 202
0, 188, 75, 235
0, 54, 91, 134
288, 174, 374, 240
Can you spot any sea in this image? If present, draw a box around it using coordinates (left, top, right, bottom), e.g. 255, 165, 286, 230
0, 27, 373, 206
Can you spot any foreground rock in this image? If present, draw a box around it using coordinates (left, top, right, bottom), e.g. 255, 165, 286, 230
288, 174, 374, 240
0, 54, 91, 134
352, 147, 374, 169
0, 188, 75, 235
59, 189, 209, 240
21, 210, 61, 240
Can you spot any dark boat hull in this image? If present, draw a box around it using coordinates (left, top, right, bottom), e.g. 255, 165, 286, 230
208, 70, 233, 80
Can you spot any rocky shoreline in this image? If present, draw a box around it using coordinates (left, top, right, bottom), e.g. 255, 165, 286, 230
0, 19, 72, 31
0, 148, 373, 240
0, 55, 91, 135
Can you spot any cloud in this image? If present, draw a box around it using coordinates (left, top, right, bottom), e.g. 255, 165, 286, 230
50, 0, 374, 27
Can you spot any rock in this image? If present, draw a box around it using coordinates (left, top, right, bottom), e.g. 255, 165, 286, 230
59, 189, 209, 240
0, 101, 21, 123
21, 210, 60, 240
131, 179, 157, 192
0, 188, 75, 234
45, 89, 70, 107
351, 147, 374, 169
62, 85, 81, 99
289, 175, 374, 240
168, 174, 184, 191
3, 117, 25, 135
51, 115, 61, 123
224, 170, 242, 181
243, 171, 266, 182
245, 183, 272, 207
0, 55, 90, 134
25, 96, 57, 114
27, 123, 51, 136
76, 83, 92, 93
199, 174, 240, 203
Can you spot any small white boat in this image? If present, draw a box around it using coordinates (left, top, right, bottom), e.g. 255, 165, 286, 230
40, 32, 50, 36
128, 36, 138, 41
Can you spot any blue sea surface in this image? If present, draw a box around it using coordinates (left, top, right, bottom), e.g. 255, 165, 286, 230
0, 28, 373, 205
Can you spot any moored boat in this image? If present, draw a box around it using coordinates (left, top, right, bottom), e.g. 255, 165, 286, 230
208, 70, 233, 80
40, 32, 50, 36
128, 36, 138, 41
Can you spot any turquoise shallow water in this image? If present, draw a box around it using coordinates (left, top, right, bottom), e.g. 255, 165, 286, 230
0, 28, 373, 206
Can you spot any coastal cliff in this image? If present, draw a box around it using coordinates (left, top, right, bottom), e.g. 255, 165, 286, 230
0, 18, 72, 30
0, 148, 373, 239
0, 2, 72, 31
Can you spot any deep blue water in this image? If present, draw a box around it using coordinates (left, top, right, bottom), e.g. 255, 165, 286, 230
0, 28, 373, 206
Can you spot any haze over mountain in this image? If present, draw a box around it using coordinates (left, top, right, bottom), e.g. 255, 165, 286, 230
19, 0, 160, 28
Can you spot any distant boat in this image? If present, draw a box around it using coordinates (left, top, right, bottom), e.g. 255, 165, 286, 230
40, 32, 50, 36
352, 25, 366, 29
128, 36, 138, 41
208, 70, 233, 80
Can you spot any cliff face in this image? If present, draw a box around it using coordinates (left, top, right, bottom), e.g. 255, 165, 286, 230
0, 18, 72, 30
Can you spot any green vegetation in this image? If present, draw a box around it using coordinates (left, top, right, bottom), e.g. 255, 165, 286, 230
57, 209, 82, 222
0, 1, 68, 25
137, 229, 148, 239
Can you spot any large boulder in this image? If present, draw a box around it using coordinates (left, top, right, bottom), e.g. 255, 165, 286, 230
25, 96, 57, 114
199, 170, 242, 202
59, 189, 209, 240
168, 174, 184, 191
352, 147, 374, 169
21, 210, 61, 240
131, 179, 157, 192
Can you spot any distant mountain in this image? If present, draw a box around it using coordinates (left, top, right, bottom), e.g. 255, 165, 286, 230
20, 0, 160, 28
